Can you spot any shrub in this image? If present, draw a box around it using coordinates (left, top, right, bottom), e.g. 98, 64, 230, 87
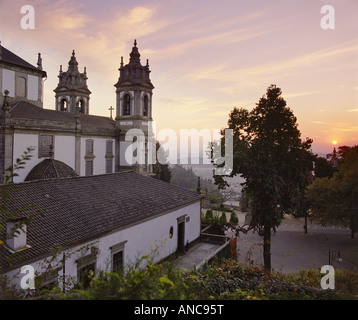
230, 211, 239, 225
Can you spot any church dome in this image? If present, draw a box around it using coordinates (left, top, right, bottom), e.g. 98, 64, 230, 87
25, 159, 79, 182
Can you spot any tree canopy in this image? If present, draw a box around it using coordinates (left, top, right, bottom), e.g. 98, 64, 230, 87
307, 145, 358, 238
212, 85, 314, 271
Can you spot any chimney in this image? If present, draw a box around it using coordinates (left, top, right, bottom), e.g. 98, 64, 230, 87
6, 217, 29, 252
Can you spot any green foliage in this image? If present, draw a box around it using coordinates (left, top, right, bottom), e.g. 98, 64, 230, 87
152, 142, 172, 183
229, 211, 238, 225
211, 85, 315, 270
219, 212, 227, 225
4, 256, 358, 300
201, 209, 226, 235
307, 145, 358, 237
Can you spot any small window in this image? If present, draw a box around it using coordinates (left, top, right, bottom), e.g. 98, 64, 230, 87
16, 76, 26, 97
86, 140, 94, 155
143, 95, 148, 116
39, 135, 54, 158
123, 94, 131, 115
78, 99, 85, 114
76, 250, 97, 289
106, 158, 113, 174
78, 263, 95, 289
106, 140, 113, 154
110, 240, 127, 273
112, 251, 123, 273
60, 99, 68, 112
85, 160, 93, 176
105, 140, 114, 174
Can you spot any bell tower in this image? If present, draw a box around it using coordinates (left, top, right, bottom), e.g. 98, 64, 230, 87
115, 40, 155, 174
54, 50, 91, 114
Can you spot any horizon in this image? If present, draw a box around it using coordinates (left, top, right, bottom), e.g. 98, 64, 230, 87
1, 0, 357, 155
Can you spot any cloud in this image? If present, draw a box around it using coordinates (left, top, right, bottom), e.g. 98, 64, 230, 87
346, 108, 358, 112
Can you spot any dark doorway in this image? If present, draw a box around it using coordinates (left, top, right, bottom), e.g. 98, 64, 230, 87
177, 221, 185, 254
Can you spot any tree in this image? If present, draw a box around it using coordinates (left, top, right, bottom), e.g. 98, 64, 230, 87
152, 142, 171, 183
314, 156, 336, 178
307, 145, 358, 238
212, 85, 314, 271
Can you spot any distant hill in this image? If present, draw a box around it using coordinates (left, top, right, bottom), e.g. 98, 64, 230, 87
169, 164, 217, 192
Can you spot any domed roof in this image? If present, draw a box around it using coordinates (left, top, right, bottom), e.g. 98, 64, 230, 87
25, 159, 79, 182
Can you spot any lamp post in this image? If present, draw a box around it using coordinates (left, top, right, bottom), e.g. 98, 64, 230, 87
328, 250, 343, 266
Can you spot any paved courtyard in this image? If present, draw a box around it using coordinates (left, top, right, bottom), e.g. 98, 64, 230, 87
236, 214, 358, 273
176, 212, 358, 274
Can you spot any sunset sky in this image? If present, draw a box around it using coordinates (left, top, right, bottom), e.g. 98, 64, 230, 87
1, 0, 357, 156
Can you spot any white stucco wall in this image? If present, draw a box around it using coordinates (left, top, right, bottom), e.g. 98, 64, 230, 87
81, 137, 114, 175
12, 133, 41, 183
2, 201, 201, 291
54, 135, 76, 169
12, 134, 77, 183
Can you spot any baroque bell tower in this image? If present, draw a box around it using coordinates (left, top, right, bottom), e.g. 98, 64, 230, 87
115, 40, 155, 174
54, 50, 91, 114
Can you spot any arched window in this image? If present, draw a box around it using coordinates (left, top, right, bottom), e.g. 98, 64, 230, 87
78, 99, 85, 114
60, 99, 67, 112
123, 94, 131, 115
143, 95, 148, 117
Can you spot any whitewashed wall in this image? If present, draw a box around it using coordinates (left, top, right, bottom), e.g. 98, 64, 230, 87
12, 134, 77, 183
13, 133, 41, 183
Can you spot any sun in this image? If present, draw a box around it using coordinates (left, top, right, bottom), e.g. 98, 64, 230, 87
332, 140, 338, 145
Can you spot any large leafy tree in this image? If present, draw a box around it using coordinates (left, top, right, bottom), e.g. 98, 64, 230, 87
307, 146, 358, 238
213, 85, 314, 271
152, 142, 171, 183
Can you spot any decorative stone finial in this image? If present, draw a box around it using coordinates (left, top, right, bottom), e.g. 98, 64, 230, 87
37, 53, 43, 70
2, 90, 10, 112
134, 39, 137, 47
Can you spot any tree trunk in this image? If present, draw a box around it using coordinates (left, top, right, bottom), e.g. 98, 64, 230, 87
263, 224, 271, 272
304, 214, 308, 234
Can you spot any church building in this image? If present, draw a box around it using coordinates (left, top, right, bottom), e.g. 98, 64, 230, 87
0, 41, 205, 293
0, 40, 154, 184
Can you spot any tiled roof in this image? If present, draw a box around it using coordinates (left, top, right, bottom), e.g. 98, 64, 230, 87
9, 101, 116, 130
0, 45, 47, 77
25, 159, 79, 182
0, 171, 202, 271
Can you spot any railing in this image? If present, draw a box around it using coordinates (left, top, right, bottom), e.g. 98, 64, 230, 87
200, 233, 230, 245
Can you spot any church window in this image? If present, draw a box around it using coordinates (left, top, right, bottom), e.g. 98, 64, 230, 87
85, 160, 93, 176
86, 140, 94, 155
123, 94, 131, 115
39, 135, 54, 158
60, 99, 67, 112
106, 140, 113, 154
78, 99, 85, 114
143, 95, 149, 117
105, 140, 114, 174
85, 140, 94, 176
16, 76, 26, 97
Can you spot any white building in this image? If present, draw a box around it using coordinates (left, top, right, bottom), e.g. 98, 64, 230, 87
0, 40, 154, 184
0, 171, 202, 291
